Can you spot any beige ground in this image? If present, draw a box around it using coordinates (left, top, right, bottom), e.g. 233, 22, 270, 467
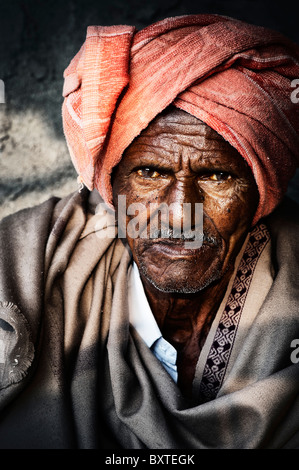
0, 94, 78, 220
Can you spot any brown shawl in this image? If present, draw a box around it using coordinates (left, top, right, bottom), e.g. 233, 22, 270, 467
0, 188, 298, 448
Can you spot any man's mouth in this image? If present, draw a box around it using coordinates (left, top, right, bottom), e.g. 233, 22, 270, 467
143, 229, 220, 257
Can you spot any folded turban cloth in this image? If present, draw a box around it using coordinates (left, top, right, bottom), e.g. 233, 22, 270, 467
62, 14, 299, 225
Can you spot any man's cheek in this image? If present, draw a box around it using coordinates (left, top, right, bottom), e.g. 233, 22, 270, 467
205, 203, 243, 239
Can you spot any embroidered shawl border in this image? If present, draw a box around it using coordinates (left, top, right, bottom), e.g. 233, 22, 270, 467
198, 223, 271, 402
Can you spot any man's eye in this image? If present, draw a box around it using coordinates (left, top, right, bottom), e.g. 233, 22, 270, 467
207, 172, 232, 182
136, 168, 162, 179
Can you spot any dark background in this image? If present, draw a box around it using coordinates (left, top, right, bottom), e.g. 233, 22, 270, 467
0, 0, 299, 218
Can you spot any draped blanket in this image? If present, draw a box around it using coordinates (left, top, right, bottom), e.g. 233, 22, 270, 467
0, 189, 298, 449
62, 15, 299, 225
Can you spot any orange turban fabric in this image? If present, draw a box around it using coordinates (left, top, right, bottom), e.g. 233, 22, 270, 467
62, 14, 299, 224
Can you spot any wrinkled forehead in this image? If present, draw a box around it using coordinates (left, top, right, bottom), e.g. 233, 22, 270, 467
143, 106, 223, 138
123, 106, 240, 156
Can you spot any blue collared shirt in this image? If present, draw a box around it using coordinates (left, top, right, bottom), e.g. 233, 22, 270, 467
128, 262, 178, 382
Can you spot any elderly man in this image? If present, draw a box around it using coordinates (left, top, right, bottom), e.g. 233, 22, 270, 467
0, 14, 298, 449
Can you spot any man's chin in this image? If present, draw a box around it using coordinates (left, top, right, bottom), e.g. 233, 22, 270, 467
137, 258, 224, 295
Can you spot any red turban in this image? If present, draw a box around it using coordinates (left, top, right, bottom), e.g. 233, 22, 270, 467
62, 14, 299, 225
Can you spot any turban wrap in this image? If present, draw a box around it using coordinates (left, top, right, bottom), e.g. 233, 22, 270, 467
62, 14, 299, 224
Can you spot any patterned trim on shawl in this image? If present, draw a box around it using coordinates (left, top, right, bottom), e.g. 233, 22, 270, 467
198, 222, 270, 402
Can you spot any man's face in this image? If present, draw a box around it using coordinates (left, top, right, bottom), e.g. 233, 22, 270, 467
112, 108, 259, 294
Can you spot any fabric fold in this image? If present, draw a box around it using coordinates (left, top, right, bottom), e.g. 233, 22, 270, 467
62, 25, 135, 190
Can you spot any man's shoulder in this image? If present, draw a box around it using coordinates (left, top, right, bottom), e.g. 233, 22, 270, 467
0, 189, 91, 239
265, 196, 299, 268
0, 196, 62, 261
265, 196, 299, 234
0, 191, 88, 277
0, 196, 59, 233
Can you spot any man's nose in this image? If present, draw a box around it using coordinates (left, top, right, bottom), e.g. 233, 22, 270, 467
166, 178, 204, 231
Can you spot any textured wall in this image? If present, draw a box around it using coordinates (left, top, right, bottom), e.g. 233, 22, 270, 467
1, 0, 299, 219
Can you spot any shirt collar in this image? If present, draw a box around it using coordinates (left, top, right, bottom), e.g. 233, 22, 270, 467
128, 262, 162, 348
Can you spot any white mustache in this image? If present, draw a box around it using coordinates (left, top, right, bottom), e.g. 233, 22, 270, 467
149, 226, 219, 245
